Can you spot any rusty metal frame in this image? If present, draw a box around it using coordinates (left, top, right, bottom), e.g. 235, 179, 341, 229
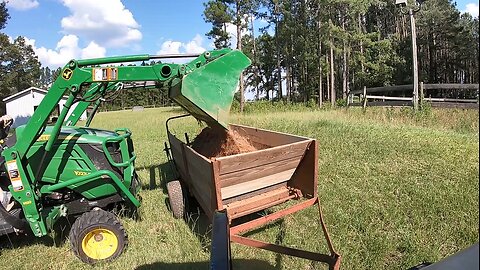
229, 197, 341, 270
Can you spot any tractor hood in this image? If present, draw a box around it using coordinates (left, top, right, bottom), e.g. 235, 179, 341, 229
15, 125, 118, 145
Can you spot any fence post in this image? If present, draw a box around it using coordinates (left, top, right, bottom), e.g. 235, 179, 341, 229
419, 82, 424, 109
362, 86, 367, 110
476, 85, 479, 104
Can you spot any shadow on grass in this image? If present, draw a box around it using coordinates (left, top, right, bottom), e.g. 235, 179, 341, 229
0, 216, 72, 252
0, 234, 55, 251
135, 258, 276, 270
137, 162, 177, 192
140, 162, 292, 269
137, 162, 213, 242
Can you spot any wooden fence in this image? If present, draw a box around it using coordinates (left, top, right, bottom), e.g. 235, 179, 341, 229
347, 83, 479, 109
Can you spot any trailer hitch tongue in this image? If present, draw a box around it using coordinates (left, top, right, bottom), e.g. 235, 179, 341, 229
168, 50, 251, 129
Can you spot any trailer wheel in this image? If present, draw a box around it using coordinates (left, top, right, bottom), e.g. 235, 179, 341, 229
69, 209, 127, 264
167, 180, 186, 219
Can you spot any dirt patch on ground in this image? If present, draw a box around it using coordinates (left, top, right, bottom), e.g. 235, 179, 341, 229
191, 127, 257, 158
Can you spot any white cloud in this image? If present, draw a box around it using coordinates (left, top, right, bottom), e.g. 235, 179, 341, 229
225, 19, 250, 49
20, 0, 139, 68
60, 0, 142, 48
184, 34, 206, 54
157, 34, 206, 55
464, 3, 479, 17
25, 35, 106, 68
81, 41, 106, 59
158, 40, 183, 55
31, 35, 80, 67
5, 0, 39, 10
156, 34, 206, 63
226, 23, 238, 47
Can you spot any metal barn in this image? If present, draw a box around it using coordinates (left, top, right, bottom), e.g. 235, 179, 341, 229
2, 87, 87, 128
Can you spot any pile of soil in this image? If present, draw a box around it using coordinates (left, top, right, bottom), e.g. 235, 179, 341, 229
191, 127, 257, 158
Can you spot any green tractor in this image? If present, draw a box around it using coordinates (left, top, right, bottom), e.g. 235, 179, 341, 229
0, 49, 250, 263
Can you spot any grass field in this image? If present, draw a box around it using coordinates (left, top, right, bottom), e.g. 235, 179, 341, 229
0, 106, 478, 270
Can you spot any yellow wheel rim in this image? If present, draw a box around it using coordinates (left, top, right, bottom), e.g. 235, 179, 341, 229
81, 228, 119, 260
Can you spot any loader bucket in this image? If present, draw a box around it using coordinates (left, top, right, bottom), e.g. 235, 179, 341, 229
168, 50, 251, 129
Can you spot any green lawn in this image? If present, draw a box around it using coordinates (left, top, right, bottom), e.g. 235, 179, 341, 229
0, 106, 478, 270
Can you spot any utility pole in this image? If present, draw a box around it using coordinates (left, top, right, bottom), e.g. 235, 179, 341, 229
396, 0, 425, 112
250, 14, 259, 101
236, 1, 244, 112
410, 8, 419, 111
274, 2, 283, 101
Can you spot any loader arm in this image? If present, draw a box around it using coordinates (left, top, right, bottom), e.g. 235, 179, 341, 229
11, 48, 250, 160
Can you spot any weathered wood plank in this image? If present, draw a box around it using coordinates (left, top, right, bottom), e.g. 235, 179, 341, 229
424, 97, 478, 103
290, 140, 317, 198
350, 84, 479, 95
168, 133, 187, 179
366, 95, 413, 101
221, 168, 296, 200
168, 124, 318, 218
350, 84, 413, 95
219, 155, 302, 188
230, 124, 309, 147
430, 102, 479, 109
423, 84, 479, 90
211, 161, 223, 210
217, 140, 310, 175
225, 186, 292, 220
183, 146, 213, 212
359, 101, 413, 107
351, 100, 478, 109
222, 182, 287, 205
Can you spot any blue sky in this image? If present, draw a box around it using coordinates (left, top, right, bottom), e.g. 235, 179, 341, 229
3, 0, 221, 67
3, 0, 479, 69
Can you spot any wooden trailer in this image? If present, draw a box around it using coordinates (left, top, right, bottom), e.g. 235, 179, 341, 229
165, 115, 341, 269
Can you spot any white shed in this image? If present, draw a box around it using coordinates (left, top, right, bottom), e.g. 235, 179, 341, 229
2, 87, 87, 128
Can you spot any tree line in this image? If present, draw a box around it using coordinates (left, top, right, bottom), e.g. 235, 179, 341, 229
203, 0, 479, 108
1, 1, 478, 115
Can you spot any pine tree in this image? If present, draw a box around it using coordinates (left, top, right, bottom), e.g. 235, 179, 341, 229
0, 2, 9, 31
1, 5, 42, 99
203, 0, 233, 48
204, 0, 262, 109
2, 36, 41, 95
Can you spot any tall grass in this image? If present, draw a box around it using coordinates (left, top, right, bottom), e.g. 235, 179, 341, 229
0, 105, 477, 270
233, 101, 479, 134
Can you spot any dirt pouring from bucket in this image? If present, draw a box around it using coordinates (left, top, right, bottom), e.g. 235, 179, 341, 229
191, 127, 258, 158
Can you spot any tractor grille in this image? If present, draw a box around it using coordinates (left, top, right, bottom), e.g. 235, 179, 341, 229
79, 144, 123, 180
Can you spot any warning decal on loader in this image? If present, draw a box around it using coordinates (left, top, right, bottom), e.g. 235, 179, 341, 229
92, 67, 118, 81
6, 160, 24, 192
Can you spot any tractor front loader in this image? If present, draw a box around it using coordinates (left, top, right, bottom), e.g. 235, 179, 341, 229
0, 48, 250, 263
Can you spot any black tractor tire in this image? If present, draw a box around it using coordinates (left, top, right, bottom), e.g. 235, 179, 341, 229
69, 209, 127, 264
166, 180, 186, 219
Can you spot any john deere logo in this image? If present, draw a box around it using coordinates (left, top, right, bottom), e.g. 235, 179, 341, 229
62, 68, 73, 80
74, 171, 90, 176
